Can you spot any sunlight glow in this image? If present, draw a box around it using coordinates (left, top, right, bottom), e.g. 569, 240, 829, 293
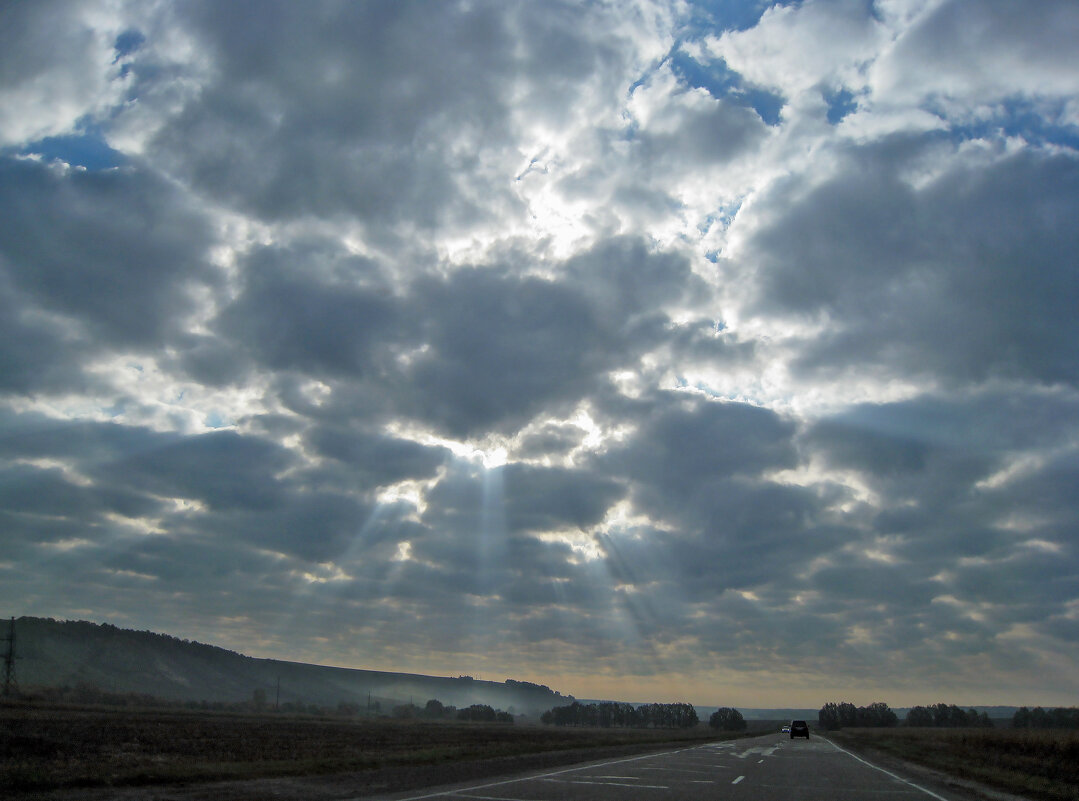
536, 530, 604, 562
103, 568, 157, 581
376, 480, 428, 516
293, 562, 350, 584
41, 538, 93, 552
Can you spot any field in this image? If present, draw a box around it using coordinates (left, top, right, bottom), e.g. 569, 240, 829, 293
1, 701, 730, 797
827, 726, 1079, 801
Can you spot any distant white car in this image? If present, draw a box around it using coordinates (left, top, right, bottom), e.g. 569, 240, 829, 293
782, 725, 790, 733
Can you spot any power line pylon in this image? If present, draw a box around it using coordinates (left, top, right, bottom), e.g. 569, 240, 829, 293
2, 617, 18, 698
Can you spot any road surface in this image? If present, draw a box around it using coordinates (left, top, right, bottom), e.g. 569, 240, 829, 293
362, 732, 968, 801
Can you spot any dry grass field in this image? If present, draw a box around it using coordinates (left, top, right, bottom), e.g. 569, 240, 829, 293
1, 701, 728, 794
827, 726, 1079, 801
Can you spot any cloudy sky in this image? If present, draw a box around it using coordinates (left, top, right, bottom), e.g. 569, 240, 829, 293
2, 0, 1078, 709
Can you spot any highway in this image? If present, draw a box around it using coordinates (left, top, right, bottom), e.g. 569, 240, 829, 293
365, 732, 966, 801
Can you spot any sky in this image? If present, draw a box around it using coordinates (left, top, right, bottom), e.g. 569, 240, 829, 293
1, 0, 1078, 710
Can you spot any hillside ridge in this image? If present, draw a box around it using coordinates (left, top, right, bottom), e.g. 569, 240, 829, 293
8, 616, 570, 717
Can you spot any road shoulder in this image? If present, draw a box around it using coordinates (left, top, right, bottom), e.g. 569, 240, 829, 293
818, 734, 1035, 801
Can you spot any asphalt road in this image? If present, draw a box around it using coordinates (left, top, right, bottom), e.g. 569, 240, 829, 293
363, 732, 966, 801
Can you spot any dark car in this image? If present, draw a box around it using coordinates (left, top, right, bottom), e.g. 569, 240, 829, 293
790, 719, 810, 739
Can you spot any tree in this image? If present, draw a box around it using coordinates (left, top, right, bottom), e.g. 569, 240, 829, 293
709, 707, 746, 731
905, 706, 933, 727
838, 702, 858, 728
863, 702, 898, 727
819, 702, 842, 730
424, 698, 445, 719
458, 704, 496, 722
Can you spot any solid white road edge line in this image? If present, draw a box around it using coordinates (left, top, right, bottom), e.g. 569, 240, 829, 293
826, 738, 951, 801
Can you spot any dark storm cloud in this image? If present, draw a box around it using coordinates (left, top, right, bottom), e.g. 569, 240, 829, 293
402, 269, 609, 437
0, 462, 155, 526
140, 0, 642, 239
397, 239, 710, 437
212, 241, 398, 380
307, 425, 449, 489
881, 0, 1079, 102
798, 390, 1079, 662
584, 392, 853, 604
233, 236, 709, 438
748, 143, 1079, 386
516, 422, 587, 460
0, 157, 217, 349
600, 391, 798, 507
104, 430, 294, 512
421, 461, 624, 539
564, 237, 707, 325
631, 85, 770, 169
806, 390, 1079, 512
0, 272, 90, 395
193, 490, 385, 563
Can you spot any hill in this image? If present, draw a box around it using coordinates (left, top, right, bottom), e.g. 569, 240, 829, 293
7, 616, 570, 718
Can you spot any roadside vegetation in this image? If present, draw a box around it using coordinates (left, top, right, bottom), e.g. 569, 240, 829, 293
826, 725, 1079, 801
0, 700, 727, 793
816, 701, 1079, 800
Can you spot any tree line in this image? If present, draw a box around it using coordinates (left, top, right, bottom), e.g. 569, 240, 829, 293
381, 699, 514, 723
818, 702, 899, 730
1012, 707, 1079, 729
819, 701, 995, 729
541, 701, 699, 728
904, 704, 993, 728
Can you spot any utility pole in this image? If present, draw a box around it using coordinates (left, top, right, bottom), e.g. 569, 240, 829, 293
2, 617, 18, 698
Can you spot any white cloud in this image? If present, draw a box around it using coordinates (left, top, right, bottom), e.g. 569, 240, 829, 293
0, 0, 132, 146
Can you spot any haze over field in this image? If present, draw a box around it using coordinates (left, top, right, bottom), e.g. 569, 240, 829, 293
1, 0, 1077, 708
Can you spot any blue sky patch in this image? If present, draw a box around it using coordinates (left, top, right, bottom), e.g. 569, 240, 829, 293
824, 87, 858, 124
944, 98, 1079, 151
682, 0, 797, 34
669, 51, 785, 126
20, 127, 124, 171
114, 29, 145, 59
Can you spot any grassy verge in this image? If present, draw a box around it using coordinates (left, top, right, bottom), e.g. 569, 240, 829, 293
1, 702, 733, 793
826, 727, 1079, 801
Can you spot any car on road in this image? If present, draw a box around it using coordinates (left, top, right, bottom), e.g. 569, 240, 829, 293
781, 725, 790, 733
789, 719, 810, 739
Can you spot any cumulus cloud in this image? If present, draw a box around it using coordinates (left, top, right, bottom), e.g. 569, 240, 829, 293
2, 0, 1078, 707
